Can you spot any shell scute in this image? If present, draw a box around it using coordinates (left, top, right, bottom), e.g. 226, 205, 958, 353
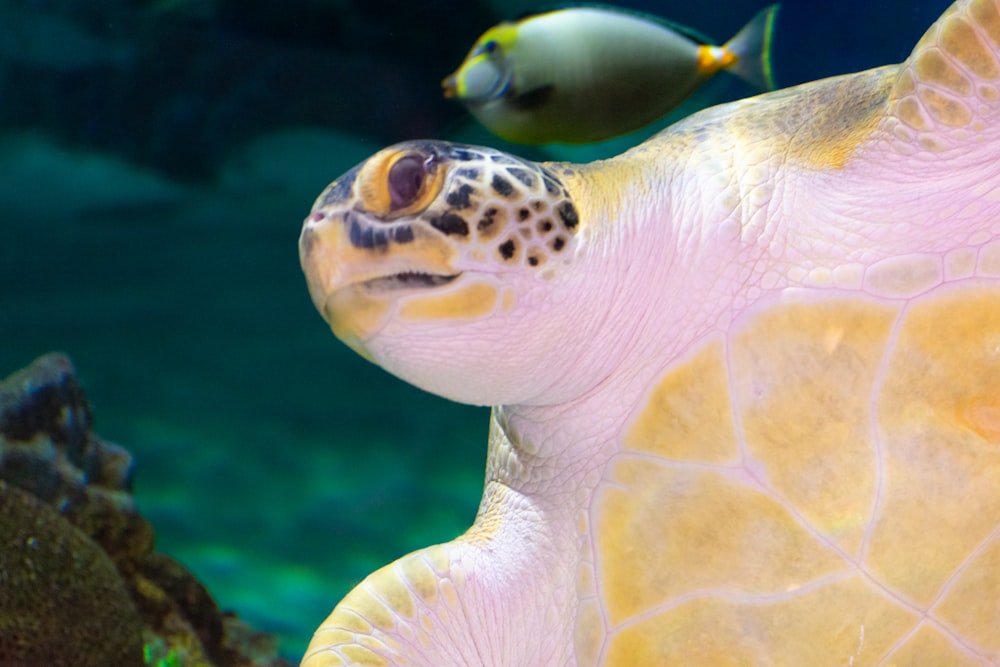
867, 288, 1000, 609
593, 285, 1000, 662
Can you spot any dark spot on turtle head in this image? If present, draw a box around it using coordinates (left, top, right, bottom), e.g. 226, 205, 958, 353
449, 147, 481, 162
456, 167, 480, 180
430, 213, 469, 237
542, 174, 561, 196
531, 200, 545, 211
349, 217, 389, 250
552, 236, 565, 251
490, 153, 520, 165
538, 219, 553, 233
392, 225, 415, 244
492, 174, 515, 198
527, 255, 539, 267
499, 239, 516, 260
518, 207, 530, 222
446, 183, 475, 210
507, 167, 537, 188
478, 207, 497, 232
557, 201, 578, 230
319, 165, 359, 208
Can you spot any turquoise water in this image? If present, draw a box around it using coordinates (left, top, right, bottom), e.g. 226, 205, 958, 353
0, 0, 949, 659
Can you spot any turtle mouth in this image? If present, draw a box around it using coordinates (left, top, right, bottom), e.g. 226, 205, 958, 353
360, 271, 460, 292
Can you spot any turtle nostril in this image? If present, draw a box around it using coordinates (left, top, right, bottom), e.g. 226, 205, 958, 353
388, 154, 427, 209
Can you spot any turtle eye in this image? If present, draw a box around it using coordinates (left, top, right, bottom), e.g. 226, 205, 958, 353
357, 145, 446, 219
388, 154, 426, 209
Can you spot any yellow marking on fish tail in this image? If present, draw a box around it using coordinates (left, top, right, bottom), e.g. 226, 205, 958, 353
696, 45, 733, 77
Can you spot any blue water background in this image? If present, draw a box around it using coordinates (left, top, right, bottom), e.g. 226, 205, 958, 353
0, 0, 950, 659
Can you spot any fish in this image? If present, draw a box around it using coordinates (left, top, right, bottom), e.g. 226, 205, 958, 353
442, 4, 779, 145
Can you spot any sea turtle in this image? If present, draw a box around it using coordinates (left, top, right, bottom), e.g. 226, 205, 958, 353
297, 0, 1000, 664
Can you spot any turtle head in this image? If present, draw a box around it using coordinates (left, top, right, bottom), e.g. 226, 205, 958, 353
299, 140, 585, 405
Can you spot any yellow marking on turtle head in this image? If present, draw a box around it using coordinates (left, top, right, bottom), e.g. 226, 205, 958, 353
399, 281, 498, 321
323, 287, 387, 361
300, 208, 458, 358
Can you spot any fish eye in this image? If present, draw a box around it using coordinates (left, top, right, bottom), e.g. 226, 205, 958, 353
388, 154, 426, 209
483, 40, 498, 54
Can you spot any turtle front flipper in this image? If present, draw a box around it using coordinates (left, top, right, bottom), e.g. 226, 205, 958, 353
769, 0, 1000, 180
742, 0, 1000, 299
888, 0, 1000, 159
301, 543, 472, 666
301, 413, 578, 667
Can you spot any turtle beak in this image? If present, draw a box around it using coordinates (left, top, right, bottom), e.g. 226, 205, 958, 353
299, 213, 346, 316
299, 202, 462, 354
299, 214, 390, 359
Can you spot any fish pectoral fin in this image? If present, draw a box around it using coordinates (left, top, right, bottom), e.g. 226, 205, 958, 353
508, 84, 555, 111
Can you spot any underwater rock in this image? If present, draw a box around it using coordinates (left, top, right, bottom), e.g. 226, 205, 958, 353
0, 479, 146, 667
0, 353, 294, 667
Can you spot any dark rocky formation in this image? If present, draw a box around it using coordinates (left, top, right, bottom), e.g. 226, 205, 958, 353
0, 352, 294, 667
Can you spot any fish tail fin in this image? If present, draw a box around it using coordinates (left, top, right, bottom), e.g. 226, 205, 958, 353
723, 4, 780, 91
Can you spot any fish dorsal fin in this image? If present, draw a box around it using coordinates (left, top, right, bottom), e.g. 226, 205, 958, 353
511, 3, 718, 45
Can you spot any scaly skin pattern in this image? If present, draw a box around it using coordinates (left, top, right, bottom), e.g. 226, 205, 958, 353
298, 0, 1000, 664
